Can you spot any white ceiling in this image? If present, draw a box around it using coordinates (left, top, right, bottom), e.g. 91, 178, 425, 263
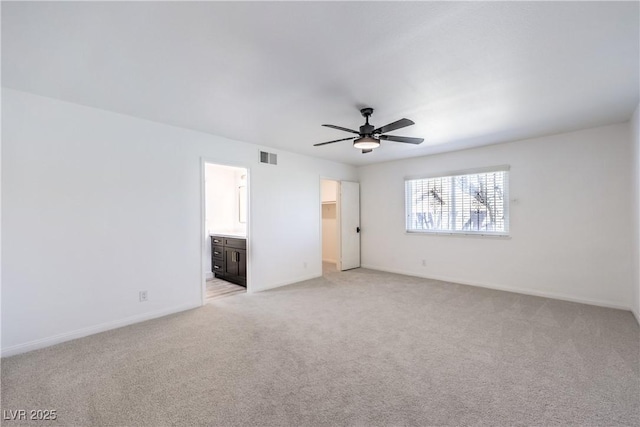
2, 1, 639, 166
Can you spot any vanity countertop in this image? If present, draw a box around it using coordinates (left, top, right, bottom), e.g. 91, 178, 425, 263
209, 233, 246, 239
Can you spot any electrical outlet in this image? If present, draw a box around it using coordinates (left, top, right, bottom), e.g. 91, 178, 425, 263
139, 291, 148, 302
421, 259, 427, 267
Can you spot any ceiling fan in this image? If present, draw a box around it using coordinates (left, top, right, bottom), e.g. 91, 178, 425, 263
314, 108, 424, 154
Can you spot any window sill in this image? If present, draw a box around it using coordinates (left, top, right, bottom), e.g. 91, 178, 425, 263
405, 230, 511, 239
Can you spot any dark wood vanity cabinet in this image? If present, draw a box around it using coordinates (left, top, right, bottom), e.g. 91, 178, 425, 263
211, 235, 246, 287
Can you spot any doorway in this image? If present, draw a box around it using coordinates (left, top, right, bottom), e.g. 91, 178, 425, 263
203, 162, 249, 302
321, 179, 361, 275
321, 179, 340, 274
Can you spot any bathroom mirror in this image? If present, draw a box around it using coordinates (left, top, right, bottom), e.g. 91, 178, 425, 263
238, 185, 247, 223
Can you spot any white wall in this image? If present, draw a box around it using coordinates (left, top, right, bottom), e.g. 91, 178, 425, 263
1, 89, 357, 355
359, 123, 634, 309
631, 103, 640, 323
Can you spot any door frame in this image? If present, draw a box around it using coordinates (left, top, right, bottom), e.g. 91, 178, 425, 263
200, 158, 251, 305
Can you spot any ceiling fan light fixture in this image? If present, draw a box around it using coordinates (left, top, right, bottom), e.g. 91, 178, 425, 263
314, 107, 422, 153
353, 136, 380, 150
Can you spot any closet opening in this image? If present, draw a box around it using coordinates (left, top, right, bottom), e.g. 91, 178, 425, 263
321, 179, 340, 275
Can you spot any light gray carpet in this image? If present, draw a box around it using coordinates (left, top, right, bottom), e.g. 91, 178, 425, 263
2, 268, 639, 426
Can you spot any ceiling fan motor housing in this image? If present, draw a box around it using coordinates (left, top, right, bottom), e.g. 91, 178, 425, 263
360, 123, 375, 135
360, 107, 375, 135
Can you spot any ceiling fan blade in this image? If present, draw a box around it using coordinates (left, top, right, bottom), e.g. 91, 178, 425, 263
313, 137, 356, 147
379, 135, 424, 144
362, 149, 373, 154
374, 118, 414, 135
322, 124, 360, 134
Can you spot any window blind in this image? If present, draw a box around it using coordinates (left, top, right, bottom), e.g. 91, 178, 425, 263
405, 169, 509, 236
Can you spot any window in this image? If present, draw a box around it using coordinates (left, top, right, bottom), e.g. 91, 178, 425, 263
405, 167, 509, 236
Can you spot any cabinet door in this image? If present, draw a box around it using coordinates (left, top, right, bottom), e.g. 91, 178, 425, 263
224, 247, 246, 286
224, 247, 239, 277
237, 249, 246, 278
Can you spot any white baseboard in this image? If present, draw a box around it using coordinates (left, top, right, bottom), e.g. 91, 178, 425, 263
633, 308, 640, 326
251, 272, 322, 293
361, 264, 632, 311
1, 302, 201, 358
205, 271, 213, 280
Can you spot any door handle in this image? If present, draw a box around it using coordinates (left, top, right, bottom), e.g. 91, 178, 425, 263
356, 226, 360, 233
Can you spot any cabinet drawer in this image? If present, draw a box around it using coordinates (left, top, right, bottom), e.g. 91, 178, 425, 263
211, 236, 224, 245
212, 246, 224, 259
224, 237, 246, 249
212, 259, 224, 272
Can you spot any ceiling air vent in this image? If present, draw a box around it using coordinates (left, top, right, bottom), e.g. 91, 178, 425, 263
259, 151, 278, 165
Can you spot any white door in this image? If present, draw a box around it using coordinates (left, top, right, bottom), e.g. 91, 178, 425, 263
340, 181, 360, 270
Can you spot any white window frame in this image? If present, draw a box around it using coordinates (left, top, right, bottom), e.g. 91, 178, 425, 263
405, 166, 510, 237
